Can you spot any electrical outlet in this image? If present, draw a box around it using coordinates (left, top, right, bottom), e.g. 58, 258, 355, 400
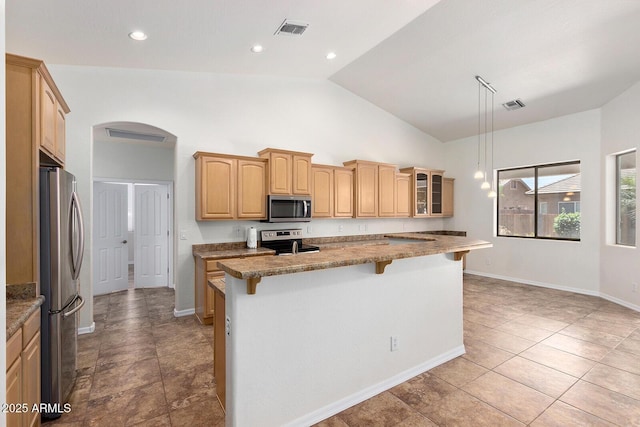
359, 224, 365, 231
339, 225, 344, 232
225, 316, 231, 336
233, 226, 241, 237
633, 282, 638, 293
179, 230, 187, 240
390, 336, 399, 352
307, 225, 313, 234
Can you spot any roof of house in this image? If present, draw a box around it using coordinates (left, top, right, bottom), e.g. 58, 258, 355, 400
525, 174, 581, 195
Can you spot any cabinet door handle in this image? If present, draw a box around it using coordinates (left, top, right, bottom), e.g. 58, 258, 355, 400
122, 240, 128, 244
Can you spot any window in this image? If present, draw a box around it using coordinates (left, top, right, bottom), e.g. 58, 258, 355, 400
616, 151, 636, 246
497, 161, 581, 240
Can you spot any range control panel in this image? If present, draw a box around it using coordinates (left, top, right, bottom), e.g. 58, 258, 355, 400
261, 229, 303, 242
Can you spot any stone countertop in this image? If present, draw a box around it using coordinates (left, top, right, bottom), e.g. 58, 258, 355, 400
6, 282, 44, 338
193, 246, 275, 260
217, 234, 491, 282
207, 276, 226, 296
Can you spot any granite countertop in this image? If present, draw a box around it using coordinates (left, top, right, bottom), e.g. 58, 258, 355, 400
6, 282, 45, 338
217, 234, 491, 281
193, 245, 275, 260
207, 276, 226, 295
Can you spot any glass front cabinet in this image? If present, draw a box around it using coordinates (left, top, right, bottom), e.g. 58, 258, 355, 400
400, 168, 451, 217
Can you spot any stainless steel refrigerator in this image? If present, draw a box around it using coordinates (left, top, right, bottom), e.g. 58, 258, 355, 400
39, 167, 85, 419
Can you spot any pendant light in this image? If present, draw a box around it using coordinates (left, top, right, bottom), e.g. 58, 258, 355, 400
475, 75, 496, 195
474, 83, 484, 180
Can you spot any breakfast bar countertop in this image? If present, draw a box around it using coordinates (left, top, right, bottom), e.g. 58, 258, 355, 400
217, 233, 491, 282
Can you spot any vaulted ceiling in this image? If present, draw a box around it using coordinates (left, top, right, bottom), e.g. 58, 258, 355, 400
7, 0, 640, 141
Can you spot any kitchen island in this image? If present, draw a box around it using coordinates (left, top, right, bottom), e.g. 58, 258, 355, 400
217, 234, 491, 427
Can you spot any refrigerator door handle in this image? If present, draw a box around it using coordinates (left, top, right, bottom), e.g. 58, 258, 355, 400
62, 294, 85, 318
70, 190, 85, 280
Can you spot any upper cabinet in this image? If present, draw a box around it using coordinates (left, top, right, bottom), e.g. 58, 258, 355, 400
7, 54, 71, 167
343, 160, 411, 218
343, 160, 379, 217
400, 167, 453, 218
194, 152, 266, 220
442, 177, 455, 217
430, 171, 444, 216
6, 53, 70, 285
395, 173, 411, 217
259, 148, 313, 195
378, 164, 397, 217
311, 165, 354, 218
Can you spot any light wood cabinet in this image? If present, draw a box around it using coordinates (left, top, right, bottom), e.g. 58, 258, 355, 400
195, 254, 272, 324
237, 159, 267, 219
345, 160, 410, 218
6, 53, 70, 285
401, 167, 450, 218
6, 310, 41, 427
395, 173, 411, 217
311, 165, 355, 218
378, 165, 397, 217
442, 177, 455, 217
212, 282, 226, 411
259, 148, 313, 195
311, 165, 334, 218
334, 167, 354, 218
195, 258, 223, 325
344, 160, 379, 217
6, 330, 23, 427
193, 152, 267, 221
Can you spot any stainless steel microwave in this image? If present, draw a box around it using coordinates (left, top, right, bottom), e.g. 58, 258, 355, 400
266, 195, 312, 222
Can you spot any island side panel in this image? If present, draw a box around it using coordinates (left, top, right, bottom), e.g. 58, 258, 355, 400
225, 253, 463, 427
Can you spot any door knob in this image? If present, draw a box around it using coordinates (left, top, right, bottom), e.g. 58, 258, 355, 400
122, 240, 128, 244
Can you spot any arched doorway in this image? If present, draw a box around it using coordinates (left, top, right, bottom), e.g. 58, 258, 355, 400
91, 122, 177, 295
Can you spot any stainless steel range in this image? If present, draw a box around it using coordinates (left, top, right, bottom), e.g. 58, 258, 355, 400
260, 229, 319, 255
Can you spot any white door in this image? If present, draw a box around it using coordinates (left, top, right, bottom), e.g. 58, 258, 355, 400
135, 184, 169, 287
93, 182, 129, 294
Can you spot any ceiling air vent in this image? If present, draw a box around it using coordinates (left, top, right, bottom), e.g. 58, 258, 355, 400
274, 19, 309, 36
502, 99, 526, 111
106, 128, 166, 143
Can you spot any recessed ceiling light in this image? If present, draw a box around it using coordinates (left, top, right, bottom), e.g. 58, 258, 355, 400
251, 45, 264, 53
129, 31, 148, 41
326, 52, 337, 60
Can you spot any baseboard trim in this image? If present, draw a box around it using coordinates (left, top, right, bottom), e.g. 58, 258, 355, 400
78, 322, 96, 335
464, 270, 600, 297
600, 292, 640, 312
284, 345, 466, 427
465, 270, 639, 313
174, 307, 195, 318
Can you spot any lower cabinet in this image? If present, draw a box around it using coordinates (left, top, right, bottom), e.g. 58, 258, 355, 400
212, 282, 226, 411
195, 254, 272, 324
5, 310, 41, 427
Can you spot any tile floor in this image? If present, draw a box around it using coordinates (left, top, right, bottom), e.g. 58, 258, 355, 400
44, 274, 640, 426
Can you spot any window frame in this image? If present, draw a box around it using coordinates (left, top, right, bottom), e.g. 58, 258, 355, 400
615, 150, 636, 247
496, 160, 581, 241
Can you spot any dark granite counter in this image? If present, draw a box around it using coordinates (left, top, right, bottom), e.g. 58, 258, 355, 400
6, 282, 44, 338
217, 234, 490, 286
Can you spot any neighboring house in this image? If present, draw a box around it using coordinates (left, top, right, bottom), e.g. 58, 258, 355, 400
528, 173, 581, 215
498, 174, 581, 237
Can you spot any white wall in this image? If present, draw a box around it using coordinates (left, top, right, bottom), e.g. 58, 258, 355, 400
226, 254, 463, 426
600, 82, 640, 308
444, 110, 602, 295
93, 140, 175, 181
47, 65, 446, 329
